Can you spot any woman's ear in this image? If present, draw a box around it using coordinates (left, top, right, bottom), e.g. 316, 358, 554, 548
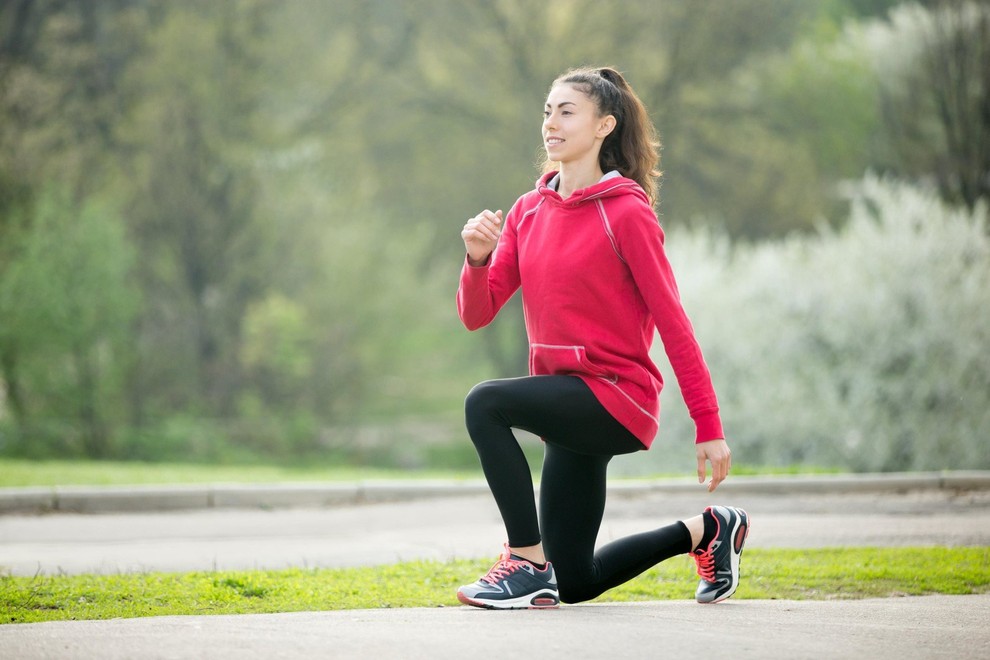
597, 114, 617, 139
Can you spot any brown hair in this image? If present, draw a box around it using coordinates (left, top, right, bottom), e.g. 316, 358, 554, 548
541, 67, 662, 206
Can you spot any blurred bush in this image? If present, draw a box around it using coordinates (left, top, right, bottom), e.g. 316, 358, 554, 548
618, 175, 990, 475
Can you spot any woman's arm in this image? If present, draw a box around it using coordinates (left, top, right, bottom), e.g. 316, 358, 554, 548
456, 206, 522, 330
614, 205, 724, 444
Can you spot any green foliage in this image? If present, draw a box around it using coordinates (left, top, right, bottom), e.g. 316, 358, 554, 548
2, 547, 987, 623
850, 1, 990, 210
0, 188, 137, 458
118, 2, 273, 418
0, 1, 987, 467
745, 20, 880, 179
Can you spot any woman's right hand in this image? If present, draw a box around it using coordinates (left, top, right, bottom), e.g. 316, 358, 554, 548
461, 209, 502, 266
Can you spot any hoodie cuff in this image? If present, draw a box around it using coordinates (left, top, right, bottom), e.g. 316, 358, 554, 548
465, 252, 491, 266
693, 411, 724, 444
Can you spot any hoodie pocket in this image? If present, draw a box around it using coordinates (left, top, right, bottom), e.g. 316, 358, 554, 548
529, 343, 615, 381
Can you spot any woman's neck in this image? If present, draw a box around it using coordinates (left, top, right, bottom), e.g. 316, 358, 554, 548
556, 160, 605, 199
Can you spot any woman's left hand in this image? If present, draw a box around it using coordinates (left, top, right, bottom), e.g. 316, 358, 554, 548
696, 438, 731, 493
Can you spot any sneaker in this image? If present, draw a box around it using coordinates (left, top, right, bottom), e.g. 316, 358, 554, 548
692, 505, 749, 604
457, 544, 560, 609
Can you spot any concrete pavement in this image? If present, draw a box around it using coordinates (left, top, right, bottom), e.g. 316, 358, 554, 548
2, 470, 988, 515
2, 475, 989, 576
1, 595, 988, 659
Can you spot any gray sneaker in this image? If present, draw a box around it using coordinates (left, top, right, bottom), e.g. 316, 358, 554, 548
693, 505, 749, 604
457, 544, 559, 609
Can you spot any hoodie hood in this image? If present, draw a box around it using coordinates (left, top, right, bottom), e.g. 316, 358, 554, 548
536, 170, 649, 208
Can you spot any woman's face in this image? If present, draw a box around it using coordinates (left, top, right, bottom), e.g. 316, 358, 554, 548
543, 83, 615, 166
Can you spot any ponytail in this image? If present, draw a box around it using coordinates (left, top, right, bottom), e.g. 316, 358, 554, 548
541, 67, 662, 206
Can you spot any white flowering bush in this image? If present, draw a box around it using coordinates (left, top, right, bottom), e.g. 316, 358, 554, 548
615, 175, 990, 474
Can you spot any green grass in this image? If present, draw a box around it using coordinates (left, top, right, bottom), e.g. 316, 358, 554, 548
0, 458, 479, 488
0, 458, 839, 488
2, 547, 987, 624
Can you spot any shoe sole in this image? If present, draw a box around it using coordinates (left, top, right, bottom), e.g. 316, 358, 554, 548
456, 590, 560, 610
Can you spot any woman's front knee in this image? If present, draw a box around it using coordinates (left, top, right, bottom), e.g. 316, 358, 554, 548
464, 380, 506, 422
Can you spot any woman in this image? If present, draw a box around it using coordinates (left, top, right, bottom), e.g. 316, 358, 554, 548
455, 67, 748, 609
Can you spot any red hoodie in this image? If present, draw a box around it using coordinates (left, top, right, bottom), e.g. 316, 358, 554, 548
457, 171, 723, 448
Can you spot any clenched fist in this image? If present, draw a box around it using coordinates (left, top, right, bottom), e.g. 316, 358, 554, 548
462, 209, 503, 266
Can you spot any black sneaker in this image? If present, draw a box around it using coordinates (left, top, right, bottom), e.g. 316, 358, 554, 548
457, 544, 559, 609
693, 505, 749, 604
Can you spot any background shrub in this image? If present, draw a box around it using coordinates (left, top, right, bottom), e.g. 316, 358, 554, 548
615, 175, 990, 474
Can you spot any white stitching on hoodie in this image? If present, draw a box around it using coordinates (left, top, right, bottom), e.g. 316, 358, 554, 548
516, 200, 543, 230
595, 199, 625, 264
584, 181, 638, 201
598, 377, 659, 423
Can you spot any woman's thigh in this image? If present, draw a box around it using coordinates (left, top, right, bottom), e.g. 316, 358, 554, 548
465, 375, 642, 457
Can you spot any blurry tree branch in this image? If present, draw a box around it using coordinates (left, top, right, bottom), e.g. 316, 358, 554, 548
922, 0, 990, 209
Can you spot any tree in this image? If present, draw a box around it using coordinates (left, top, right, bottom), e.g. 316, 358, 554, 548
0, 1, 146, 456
0, 189, 137, 457
860, 1, 990, 210
119, 2, 274, 418
917, 0, 990, 210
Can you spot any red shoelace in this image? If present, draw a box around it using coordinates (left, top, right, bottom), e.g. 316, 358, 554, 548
693, 547, 716, 582
480, 554, 527, 585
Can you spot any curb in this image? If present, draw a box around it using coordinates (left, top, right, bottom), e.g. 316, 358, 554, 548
1, 471, 987, 515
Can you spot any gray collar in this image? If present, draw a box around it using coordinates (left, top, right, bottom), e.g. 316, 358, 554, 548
547, 170, 621, 191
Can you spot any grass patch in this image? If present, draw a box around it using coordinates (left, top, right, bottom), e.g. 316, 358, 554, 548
2, 547, 987, 624
0, 458, 479, 488
0, 458, 839, 488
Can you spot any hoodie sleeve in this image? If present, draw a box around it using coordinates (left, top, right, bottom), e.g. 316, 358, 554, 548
456, 202, 522, 331
613, 201, 724, 444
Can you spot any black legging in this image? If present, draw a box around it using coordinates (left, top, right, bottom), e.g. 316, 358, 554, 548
464, 375, 693, 603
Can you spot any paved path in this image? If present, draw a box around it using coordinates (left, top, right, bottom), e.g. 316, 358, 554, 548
1, 485, 988, 576
1, 475, 988, 659
2, 595, 987, 659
